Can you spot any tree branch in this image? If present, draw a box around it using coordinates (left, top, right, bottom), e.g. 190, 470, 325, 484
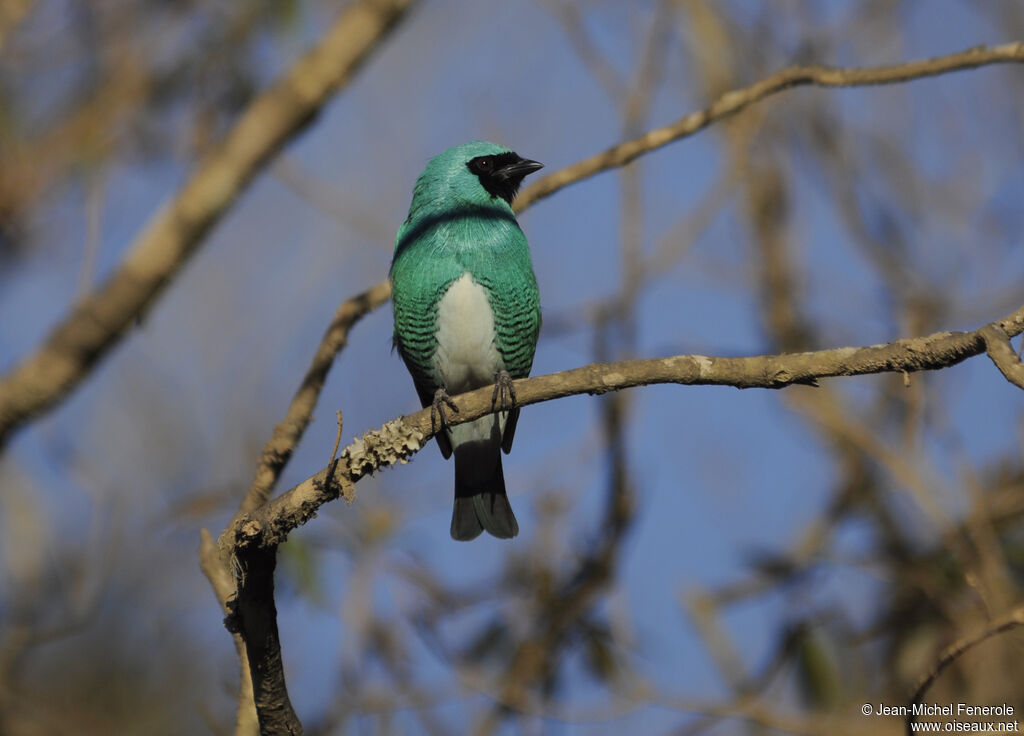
0, 0, 417, 450
514, 42, 1024, 211
214, 301, 1024, 731
980, 324, 1024, 391
227, 546, 303, 736
221, 305, 1024, 555
199, 283, 390, 734
238, 280, 392, 514
200, 530, 259, 736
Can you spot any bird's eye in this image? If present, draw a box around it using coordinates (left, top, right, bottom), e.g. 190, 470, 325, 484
467, 156, 500, 179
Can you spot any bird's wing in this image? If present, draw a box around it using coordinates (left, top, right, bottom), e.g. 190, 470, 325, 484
391, 218, 465, 460
391, 231, 460, 389
487, 274, 541, 380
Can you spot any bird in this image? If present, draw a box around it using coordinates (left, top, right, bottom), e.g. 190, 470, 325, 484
389, 141, 543, 541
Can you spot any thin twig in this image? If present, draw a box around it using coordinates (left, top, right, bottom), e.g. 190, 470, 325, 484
906, 605, 1024, 736
324, 410, 344, 495
328, 410, 344, 470
513, 42, 1024, 211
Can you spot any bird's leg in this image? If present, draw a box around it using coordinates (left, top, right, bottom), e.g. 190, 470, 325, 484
431, 387, 459, 432
491, 370, 517, 412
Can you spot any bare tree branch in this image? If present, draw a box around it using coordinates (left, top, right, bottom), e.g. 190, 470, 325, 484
222, 305, 1024, 556
514, 42, 1024, 211
0, 0, 417, 450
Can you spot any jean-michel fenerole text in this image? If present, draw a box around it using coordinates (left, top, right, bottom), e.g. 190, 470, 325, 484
874, 704, 1015, 717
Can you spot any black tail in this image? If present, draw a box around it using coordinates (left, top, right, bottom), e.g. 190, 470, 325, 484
450, 439, 519, 541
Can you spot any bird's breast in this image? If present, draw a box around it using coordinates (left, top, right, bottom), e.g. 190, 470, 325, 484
433, 273, 503, 393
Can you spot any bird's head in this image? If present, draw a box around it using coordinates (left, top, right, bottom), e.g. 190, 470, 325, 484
413, 141, 543, 211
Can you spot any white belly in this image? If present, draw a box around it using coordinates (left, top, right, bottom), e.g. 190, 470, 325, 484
434, 273, 504, 392
433, 273, 506, 446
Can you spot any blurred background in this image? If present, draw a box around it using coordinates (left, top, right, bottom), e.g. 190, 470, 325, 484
1, 1, 1024, 734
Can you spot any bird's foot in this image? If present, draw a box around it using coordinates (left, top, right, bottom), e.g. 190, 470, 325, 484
491, 370, 517, 412
431, 388, 459, 432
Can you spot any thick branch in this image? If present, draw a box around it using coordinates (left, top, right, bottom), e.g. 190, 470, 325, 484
228, 546, 303, 736
220, 305, 1024, 554
200, 531, 259, 736
0, 0, 416, 449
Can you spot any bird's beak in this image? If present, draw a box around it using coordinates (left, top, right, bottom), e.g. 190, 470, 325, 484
496, 157, 544, 181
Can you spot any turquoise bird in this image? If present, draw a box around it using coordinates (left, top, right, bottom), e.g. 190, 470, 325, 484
390, 142, 543, 540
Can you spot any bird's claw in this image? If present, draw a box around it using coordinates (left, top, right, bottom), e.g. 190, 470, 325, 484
491, 370, 517, 412
431, 388, 459, 431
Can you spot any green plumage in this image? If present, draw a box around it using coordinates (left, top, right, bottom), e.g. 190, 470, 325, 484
392, 210, 540, 388
390, 141, 543, 540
